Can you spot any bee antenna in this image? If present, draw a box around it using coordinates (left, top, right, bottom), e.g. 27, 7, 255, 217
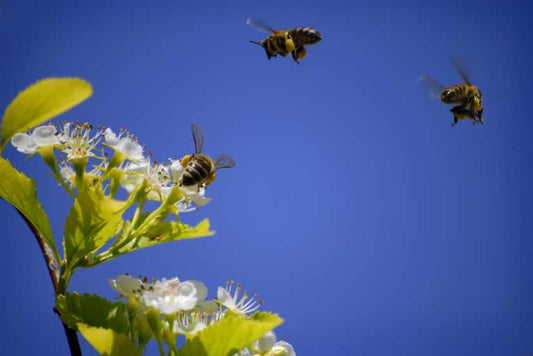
249, 40, 262, 46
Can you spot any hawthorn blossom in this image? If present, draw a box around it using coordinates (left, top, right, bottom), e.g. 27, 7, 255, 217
172, 312, 209, 335
104, 127, 144, 162
254, 331, 277, 352
142, 278, 207, 314
109, 274, 143, 296
217, 281, 263, 315
11, 125, 60, 153
59, 122, 102, 161
120, 160, 171, 200
266, 341, 296, 356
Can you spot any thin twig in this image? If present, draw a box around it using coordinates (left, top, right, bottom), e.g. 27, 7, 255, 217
17, 210, 82, 356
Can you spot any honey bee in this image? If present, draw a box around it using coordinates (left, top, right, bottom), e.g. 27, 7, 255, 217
418, 58, 483, 126
247, 18, 322, 64
179, 123, 235, 187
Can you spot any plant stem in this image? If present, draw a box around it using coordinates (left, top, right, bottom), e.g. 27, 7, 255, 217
17, 209, 82, 356
156, 337, 165, 356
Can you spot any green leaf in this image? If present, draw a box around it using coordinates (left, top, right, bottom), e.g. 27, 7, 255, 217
135, 218, 214, 249
181, 311, 284, 356
64, 185, 126, 269
1, 78, 92, 153
95, 218, 214, 265
56, 292, 129, 334
78, 324, 140, 356
0, 157, 57, 256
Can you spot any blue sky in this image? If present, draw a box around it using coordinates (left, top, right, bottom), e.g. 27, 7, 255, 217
1, 0, 532, 355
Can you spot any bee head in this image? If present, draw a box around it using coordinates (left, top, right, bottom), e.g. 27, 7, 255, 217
285, 34, 295, 52
440, 89, 456, 103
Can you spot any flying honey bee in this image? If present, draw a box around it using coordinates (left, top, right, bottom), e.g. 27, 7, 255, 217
179, 123, 235, 187
247, 18, 322, 64
418, 58, 483, 126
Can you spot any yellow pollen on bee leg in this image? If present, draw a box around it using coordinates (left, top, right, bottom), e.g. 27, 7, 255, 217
285, 39, 295, 52
205, 173, 217, 185
180, 155, 192, 167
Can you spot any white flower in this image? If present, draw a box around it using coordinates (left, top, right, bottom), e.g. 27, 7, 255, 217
170, 158, 212, 211
254, 331, 277, 352
121, 160, 171, 200
104, 128, 144, 162
60, 122, 102, 161
169, 158, 185, 179
109, 274, 143, 296
217, 281, 263, 315
176, 185, 212, 212
142, 278, 207, 314
265, 342, 296, 356
173, 312, 209, 335
11, 125, 60, 153
11, 133, 37, 153
32, 125, 60, 146
232, 348, 254, 356
252, 332, 296, 356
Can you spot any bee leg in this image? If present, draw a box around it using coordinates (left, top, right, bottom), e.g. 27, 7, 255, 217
450, 106, 461, 126
476, 109, 484, 124
291, 50, 300, 64
451, 117, 458, 126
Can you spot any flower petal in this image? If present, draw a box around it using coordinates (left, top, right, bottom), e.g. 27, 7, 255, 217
11, 133, 36, 153
32, 125, 59, 146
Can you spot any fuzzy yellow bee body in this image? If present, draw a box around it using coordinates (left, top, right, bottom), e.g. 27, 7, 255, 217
418, 58, 484, 126
179, 123, 235, 187
247, 18, 322, 64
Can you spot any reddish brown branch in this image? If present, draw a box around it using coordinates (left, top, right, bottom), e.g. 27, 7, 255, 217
17, 210, 82, 356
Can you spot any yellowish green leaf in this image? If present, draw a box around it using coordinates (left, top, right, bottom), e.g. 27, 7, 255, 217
64, 184, 127, 268
56, 292, 129, 334
136, 218, 214, 248
78, 324, 140, 356
0, 157, 56, 256
181, 311, 284, 356
1, 78, 92, 152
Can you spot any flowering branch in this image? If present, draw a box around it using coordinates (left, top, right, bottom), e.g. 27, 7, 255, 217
1, 78, 295, 355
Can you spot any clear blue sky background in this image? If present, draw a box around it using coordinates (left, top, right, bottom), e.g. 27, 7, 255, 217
1, 0, 532, 355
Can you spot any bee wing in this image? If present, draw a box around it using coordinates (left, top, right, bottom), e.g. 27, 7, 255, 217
450, 57, 472, 85
190, 123, 205, 154
214, 154, 236, 169
246, 18, 275, 34
417, 74, 445, 100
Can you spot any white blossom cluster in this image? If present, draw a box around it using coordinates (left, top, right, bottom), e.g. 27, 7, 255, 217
235, 330, 296, 356
11, 122, 210, 212
109, 274, 295, 355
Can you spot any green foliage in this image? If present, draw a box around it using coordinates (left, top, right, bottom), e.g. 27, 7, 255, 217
0, 157, 57, 257
0, 78, 92, 153
0, 78, 93, 153
133, 218, 213, 251
78, 324, 140, 356
56, 292, 130, 334
0, 79, 287, 356
64, 184, 127, 269
181, 311, 284, 356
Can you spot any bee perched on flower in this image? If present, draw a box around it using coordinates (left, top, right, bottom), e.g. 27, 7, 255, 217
2, 79, 293, 356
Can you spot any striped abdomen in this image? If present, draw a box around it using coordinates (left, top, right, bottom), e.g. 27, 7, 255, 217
289, 27, 322, 47
180, 154, 215, 186
440, 84, 471, 104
